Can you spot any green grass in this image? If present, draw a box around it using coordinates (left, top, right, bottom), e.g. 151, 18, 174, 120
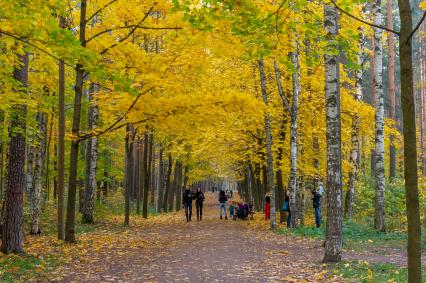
330, 261, 426, 283
0, 253, 60, 283
277, 220, 426, 251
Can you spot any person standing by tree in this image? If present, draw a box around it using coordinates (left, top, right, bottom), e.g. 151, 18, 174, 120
219, 190, 227, 220
195, 187, 205, 221
264, 195, 271, 220
312, 187, 322, 228
182, 187, 194, 222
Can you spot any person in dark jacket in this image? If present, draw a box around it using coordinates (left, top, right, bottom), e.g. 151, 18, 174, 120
219, 190, 228, 220
182, 187, 194, 222
312, 189, 322, 228
195, 187, 205, 221
284, 192, 291, 228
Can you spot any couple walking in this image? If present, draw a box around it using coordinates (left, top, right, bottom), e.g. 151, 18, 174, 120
182, 187, 205, 222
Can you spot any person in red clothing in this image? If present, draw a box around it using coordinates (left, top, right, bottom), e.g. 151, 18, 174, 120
264, 195, 271, 220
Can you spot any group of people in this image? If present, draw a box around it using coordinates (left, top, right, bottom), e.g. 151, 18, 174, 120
182, 183, 323, 228
275, 182, 323, 228
182, 187, 205, 222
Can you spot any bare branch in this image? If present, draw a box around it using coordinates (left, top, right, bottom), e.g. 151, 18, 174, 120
406, 11, 426, 43
85, 25, 182, 44
86, 0, 119, 23
79, 86, 154, 140
327, 0, 400, 36
0, 29, 75, 69
99, 6, 154, 55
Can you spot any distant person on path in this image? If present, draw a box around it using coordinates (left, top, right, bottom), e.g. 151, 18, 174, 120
264, 195, 271, 220
282, 191, 290, 228
229, 202, 236, 220
312, 184, 322, 228
183, 187, 194, 222
195, 187, 205, 221
219, 190, 228, 220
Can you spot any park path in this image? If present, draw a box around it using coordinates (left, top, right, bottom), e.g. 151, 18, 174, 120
50, 193, 339, 283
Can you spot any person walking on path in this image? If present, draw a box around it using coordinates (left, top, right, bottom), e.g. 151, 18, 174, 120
219, 190, 228, 220
195, 187, 205, 221
264, 195, 271, 220
183, 187, 194, 222
312, 186, 322, 228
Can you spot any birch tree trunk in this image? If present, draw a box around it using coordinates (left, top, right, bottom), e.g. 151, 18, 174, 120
1, 51, 28, 254
258, 58, 276, 229
345, 28, 364, 218
289, 47, 300, 228
397, 1, 422, 280
373, 0, 386, 232
82, 83, 99, 224
387, 0, 397, 180
274, 61, 290, 224
31, 112, 47, 234
323, 4, 343, 262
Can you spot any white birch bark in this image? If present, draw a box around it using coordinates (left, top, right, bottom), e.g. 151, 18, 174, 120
82, 83, 99, 224
289, 44, 300, 228
373, 0, 386, 232
323, 4, 343, 262
345, 28, 364, 218
258, 58, 276, 229
31, 112, 46, 234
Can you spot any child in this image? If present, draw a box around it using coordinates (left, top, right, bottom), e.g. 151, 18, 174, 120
229, 202, 236, 220
264, 195, 271, 220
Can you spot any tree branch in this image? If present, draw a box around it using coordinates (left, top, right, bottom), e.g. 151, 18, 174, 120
0, 29, 75, 69
99, 6, 154, 55
327, 0, 400, 36
85, 25, 182, 44
79, 86, 154, 140
406, 10, 426, 43
86, 0, 119, 23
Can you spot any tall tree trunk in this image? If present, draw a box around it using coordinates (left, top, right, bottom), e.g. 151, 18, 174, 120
174, 161, 183, 211
136, 139, 142, 214
387, 0, 397, 180
0, 111, 4, 200
167, 160, 176, 212
65, 0, 87, 242
323, 4, 343, 263
289, 47, 300, 228
373, 0, 386, 232
274, 61, 289, 224
369, 35, 377, 177
31, 112, 46, 234
162, 153, 172, 212
124, 124, 135, 226
258, 58, 276, 229
143, 133, 151, 218
345, 28, 364, 218
1, 51, 28, 254
397, 1, 422, 281
249, 163, 259, 210
57, 16, 66, 240
27, 141, 34, 197
156, 145, 162, 212
82, 83, 99, 224
150, 142, 155, 206
298, 174, 305, 226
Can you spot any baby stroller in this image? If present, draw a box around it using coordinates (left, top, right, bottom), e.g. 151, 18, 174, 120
237, 203, 255, 220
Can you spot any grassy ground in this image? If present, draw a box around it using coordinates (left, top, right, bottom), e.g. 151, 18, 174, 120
0, 191, 159, 282
277, 219, 426, 282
